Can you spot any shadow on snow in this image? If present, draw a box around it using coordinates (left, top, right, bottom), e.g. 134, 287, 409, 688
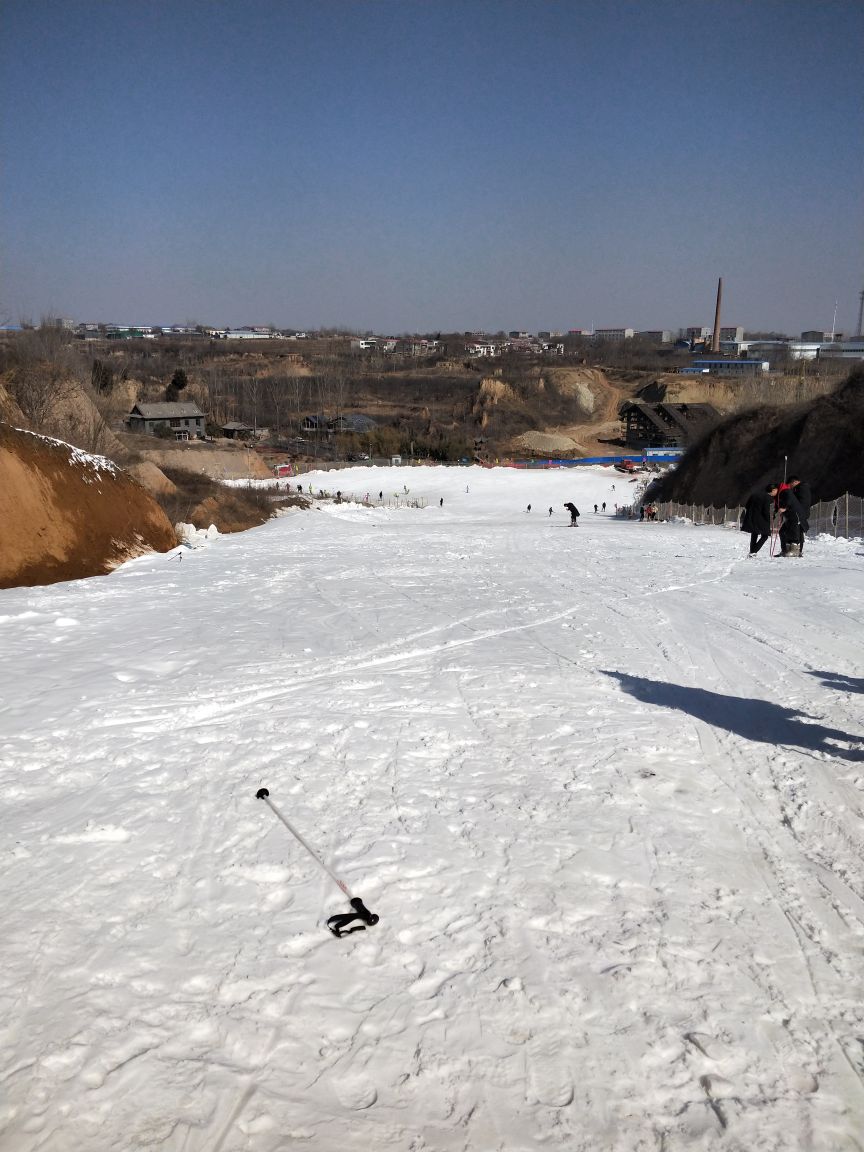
603, 670, 864, 762
807, 669, 864, 695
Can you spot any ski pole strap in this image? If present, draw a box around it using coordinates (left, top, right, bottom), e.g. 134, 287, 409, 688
327, 897, 380, 938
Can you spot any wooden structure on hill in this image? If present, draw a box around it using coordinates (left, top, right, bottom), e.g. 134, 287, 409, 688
618, 401, 718, 450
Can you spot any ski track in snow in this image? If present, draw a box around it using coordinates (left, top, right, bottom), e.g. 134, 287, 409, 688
1, 465, 863, 1152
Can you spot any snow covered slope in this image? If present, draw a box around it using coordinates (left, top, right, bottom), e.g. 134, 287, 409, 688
1, 465, 862, 1151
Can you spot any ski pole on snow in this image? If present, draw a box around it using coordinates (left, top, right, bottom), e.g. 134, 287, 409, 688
255, 788, 379, 937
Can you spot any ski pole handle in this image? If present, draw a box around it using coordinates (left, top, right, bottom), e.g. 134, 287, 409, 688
348, 897, 379, 926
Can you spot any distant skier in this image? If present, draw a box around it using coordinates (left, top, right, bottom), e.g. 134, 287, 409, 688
593, 504, 598, 513
548, 506, 553, 516
379, 491, 383, 501
439, 497, 444, 507
740, 485, 773, 556
602, 502, 606, 512
527, 504, 532, 513
564, 502, 580, 526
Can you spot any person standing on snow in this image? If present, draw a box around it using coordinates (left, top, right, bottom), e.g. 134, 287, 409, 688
526, 504, 532, 512
548, 506, 553, 516
740, 485, 773, 556
774, 482, 805, 556
564, 502, 580, 526
439, 497, 444, 507
788, 476, 811, 554
602, 502, 606, 512
594, 504, 598, 513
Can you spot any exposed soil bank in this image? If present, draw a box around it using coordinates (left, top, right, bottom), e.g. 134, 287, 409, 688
0, 424, 177, 589
653, 370, 864, 505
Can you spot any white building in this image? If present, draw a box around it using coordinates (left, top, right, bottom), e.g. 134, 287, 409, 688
817, 340, 864, 360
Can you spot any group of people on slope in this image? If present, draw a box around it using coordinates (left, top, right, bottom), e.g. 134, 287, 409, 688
741, 476, 811, 558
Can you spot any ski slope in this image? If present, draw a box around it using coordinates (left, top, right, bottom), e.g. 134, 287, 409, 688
1, 464, 863, 1152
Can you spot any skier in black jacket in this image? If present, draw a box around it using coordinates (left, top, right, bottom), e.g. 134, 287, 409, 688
776, 484, 805, 556
788, 476, 811, 553
741, 486, 773, 555
564, 502, 580, 526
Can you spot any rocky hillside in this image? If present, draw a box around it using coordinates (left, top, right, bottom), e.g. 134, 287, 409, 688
652, 369, 864, 505
0, 424, 177, 588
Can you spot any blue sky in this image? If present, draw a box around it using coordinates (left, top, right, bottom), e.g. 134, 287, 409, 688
2, 1, 862, 334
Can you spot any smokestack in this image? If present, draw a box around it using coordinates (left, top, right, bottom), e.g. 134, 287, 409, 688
711, 276, 723, 353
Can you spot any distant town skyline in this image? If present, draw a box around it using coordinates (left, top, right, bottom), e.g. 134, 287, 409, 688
2, 1, 862, 336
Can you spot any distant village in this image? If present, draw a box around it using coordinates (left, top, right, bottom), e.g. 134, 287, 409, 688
9, 317, 864, 368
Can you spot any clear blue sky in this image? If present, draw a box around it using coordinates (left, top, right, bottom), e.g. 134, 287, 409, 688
2, 1, 862, 334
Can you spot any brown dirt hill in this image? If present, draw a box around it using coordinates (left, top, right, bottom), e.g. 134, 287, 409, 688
635, 372, 838, 412
0, 424, 177, 589
0, 380, 26, 424
116, 432, 273, 480
651, 370, 864, 506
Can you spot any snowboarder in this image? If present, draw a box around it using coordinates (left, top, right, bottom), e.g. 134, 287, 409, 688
740, 485, 773, 556
564, 502, 580, 526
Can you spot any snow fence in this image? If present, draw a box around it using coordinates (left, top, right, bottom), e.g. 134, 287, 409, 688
652, 493, 863, 541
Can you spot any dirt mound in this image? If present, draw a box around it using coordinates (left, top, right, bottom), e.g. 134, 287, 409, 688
118, 434, 273, 480
127, 460, 178, 495
0, 424, 176, 589
511, 430, 582, 456
636, 372, 838, 413
151, 466, 303, 533
653, 370, 864, 505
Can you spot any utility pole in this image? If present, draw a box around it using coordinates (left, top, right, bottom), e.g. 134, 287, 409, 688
711, 277, 723, 353
857, 288, 864, 339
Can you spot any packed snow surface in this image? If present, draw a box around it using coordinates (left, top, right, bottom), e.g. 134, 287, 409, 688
2, 465, 863, 1151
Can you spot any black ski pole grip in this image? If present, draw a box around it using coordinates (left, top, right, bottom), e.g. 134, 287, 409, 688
349, 897, 379, 926
256, 787, 270, 799
327, 897, 380, 937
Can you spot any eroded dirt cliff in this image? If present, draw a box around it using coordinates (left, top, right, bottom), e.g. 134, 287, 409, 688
0, 424, 177, 588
